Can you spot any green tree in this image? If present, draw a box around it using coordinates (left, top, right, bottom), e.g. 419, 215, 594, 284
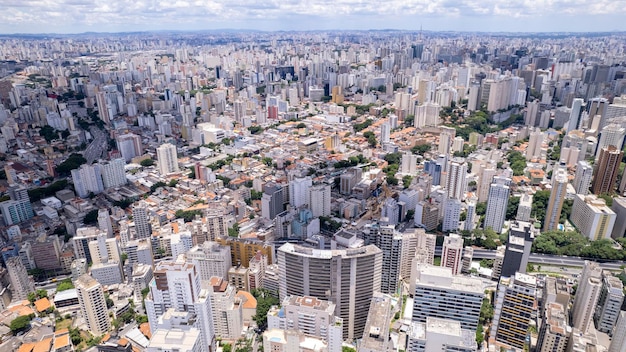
57, 278, 74, 291
10, 314, 34, 334
506, 197, 520, 220
83, 209, 99, 225
402, 175, 413, 189
140, 159, 155, 167
228, 223, 240, 237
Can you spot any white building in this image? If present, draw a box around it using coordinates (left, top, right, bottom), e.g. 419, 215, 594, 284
570, 194, 616, 240
308, 184, 331, 218
484, 176, 511, 233
71, 163, 104, 198
442, 198, 461, 232
156, 143, 179, 175
289, 177, 312, 209
75, 274, 111, 335
101, 158, 127, 189
185, 241, 232, 281
573, 160, 593, 195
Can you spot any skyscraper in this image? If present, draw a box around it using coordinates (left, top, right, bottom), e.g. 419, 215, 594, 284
441, 233, 463, 275
567, 98, 584, 132
116, 133, 143, 162
490, 273, 536, 351
536, 303, 569, 352
6, 256, 34, 300
484, 176, 511, 233
573, 160, 594, 195
308, 184, 331, 218
500, 221, 535, 279
544, 167, 568, 232
400, 151, 418, 175
592, 146, 623, 195
368, 224, 402, 294
100, 158, 127, 189
97, 208, 113, 238
570, 194, 616, 240
156, 142, 179, 175
288, 177, 312, 209
277, 243, 382, 339
445, 159, 467, 201
75, 274, 111, 335
526, 128, 543, 160
71, 163, 104, 198
442, 198, 461, 232
572, 261, 603, 334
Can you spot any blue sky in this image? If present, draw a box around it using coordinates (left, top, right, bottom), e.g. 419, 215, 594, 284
0, 0, 624, 34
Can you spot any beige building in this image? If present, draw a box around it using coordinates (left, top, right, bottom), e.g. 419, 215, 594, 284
207, 276, 243, 339
572, 261, 602, 334
75, 274, 111, 335
570, 194, 616, 240
6, 256, 34, 301
536, 303, 569, 352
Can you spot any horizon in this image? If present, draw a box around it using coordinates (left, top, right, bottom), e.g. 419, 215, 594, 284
1, 0, 626, 35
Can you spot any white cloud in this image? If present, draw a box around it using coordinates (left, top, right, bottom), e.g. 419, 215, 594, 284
0, 0, 624, 33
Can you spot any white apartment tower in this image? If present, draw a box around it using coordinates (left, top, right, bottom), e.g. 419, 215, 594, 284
308, 184, 331, 218
484, 176, 511, 233
572, 261, 603, 334
289, 176, 312, 209
6, 256, 34, 300
100, 158, 127, 189
75, 274, 111, 335
133, 202, 152, 239
442, 198, 461, 232
446, 159, 467, 201
573, 160, 593, 195
544, 167, 568, 232
277, 243, 382, 340
156, 142, 179, 175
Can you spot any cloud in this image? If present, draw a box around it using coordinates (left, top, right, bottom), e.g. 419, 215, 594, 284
0, 0, 624, 33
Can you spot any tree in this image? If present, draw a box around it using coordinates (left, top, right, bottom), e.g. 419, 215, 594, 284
10, 314, 34, 334
57, 278, 74, 291
531, 190, 551, 225
506, 197, 520, 220
251, 289, 280, 332
140, 159, 155, 167
56, 153, 87, 176
228, 223, 240, 237
387, 175, 399, 186
411, 144, 431, 156
402, 175, 413, 189
83, 209, 99, 225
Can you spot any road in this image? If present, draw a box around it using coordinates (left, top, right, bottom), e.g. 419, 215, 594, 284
439, 247, 625, 271
84, 126, 109, 164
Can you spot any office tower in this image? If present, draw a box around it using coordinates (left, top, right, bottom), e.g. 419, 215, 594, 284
186, 241, 232, 281
380, 123, 390, 144
441, 233, 463, 275
592, 146, 623, 194
261, 183, 285, 220
156, 142, 179, 175
597, 124, 626, 157
146, 329, 202, 352
446, 159, 467, 201
500, 221, 535, 279
0, 186, 34, 225
308, 184, 331, 218
277, 243, 382, 339
97, 208, 113, 237
411, 265, 483, 331
484, 176, 511, 233
132, 202, 151, 239
288, 177, 312, 209
526, 128, 543, 160
477, 168, 495, 202
75, 274, 111, 335
406, 318, 478, 352
439, 131, 451, 155
544, 168, 568, 232
570, 194, 616, 240
490, 273, 536, 351
536, 303, 569, 352
6, 256, 34, 300
71, 163, 104, 198
572, 261, 603, 334
573, 160, 594, 195
593, 272, 624, 334
267, 295, 343, 352
464, 198, 476, 231
567, 98, 584, 132
400, 151, 418, 175
609, 311, 626, 352
516, 194, 533, 222
611, 197, 626, 239
360, 293, 393, 352
100, 158, 127, 189
442, 198, 461, 232
206, 277, 242, 339
116, 133, 143, 162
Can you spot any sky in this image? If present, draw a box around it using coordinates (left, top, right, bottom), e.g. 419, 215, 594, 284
0, 0, 625, 34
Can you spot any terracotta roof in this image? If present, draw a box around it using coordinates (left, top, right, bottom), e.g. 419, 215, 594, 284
53, 334, 71, 349
32, 337, 52, 352
17, 342, 35, 352
236, 291, 257, 309
34, 298, 52, 312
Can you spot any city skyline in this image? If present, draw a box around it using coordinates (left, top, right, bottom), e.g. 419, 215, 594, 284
1, 0, 626, 34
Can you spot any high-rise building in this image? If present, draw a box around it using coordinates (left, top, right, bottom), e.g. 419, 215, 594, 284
573, 160, 594, 195
156, 143, 179, 175
464, 198, 476, 231
441, 234, 463, 275
185, 241, 232, 281
439, 131, 452, 155
289, 177, 312, 209
406, 318, 478, 352
71, 163, 104, 198
411, 264, 483, 331
116, 133, 143, 162
367, 224, 403, 294
526, 128, 543, 160
567, 98, 584, 132
593, 271, 624, 334
536, 303, 569, 352
572, 261, 603, 334
6, 256, 34, 300
360, 293, 393, 352
597, 124, 626, 157
592, 145, 623, 195
484, 176, 511, 233
611, 197, 626, 239
206, 276, 242, 339
544, 167, 568, 232
308, 184, 331, 218
380, 123, 390, 144
97, 208, 113, 238
277, 243, 382, 339
132, 202, 152, 239
400, 151, 418, 175
490, 273, 536, 351
0, 186, 34, 225
570, 194, 616, 240
477, 168, 495, 202
609, 311, 626, 352
75, 274, 111, 335
100, 158, 127, 189
500, 221, 535, 279
445, 159, 467, 201
442, 198, 461, 232
261, 183, 285, 220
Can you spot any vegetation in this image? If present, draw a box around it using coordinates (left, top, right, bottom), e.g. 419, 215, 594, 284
506, 197, 520, 220
334, 154, 369, 169
83, 209, 99, 225
531, 190, 551, 225
175, 209, 202, 222
353, 119, 373, 132
57, 278, 74, 291
320, 216, 342, 232
251, 289, 279, 331
248, 125, 264, 135
10, 314, 34, 334
28, 179, 69, 202
56, 153, 87, 176
140, 158, 155, 167
363, 131, 377, 148
411, 144, 431, 156
507, 150, 527, 176
533, 231, 626, 260
228, 223, 240, 237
